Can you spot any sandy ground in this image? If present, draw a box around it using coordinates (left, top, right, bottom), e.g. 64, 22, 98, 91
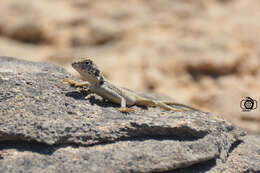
0, 0, 259, 133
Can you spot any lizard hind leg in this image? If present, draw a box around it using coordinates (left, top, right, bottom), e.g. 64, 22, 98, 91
117, 96, 135, 113
136, 98, 186, 112
161, 101, 199, 111
156, 101, 186, 112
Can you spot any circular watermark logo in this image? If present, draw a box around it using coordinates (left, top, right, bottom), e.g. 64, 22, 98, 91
240, 97, 257, 112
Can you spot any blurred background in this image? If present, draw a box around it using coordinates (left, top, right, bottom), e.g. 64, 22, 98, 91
0, 0, 259, 134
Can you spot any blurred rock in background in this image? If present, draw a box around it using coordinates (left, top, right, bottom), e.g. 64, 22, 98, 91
0, 0, 259, 133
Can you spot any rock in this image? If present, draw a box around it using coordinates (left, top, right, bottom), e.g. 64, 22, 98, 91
171, 135, 260, 173
211, 135, 260, 173
1, 0, 260, 134
0, 57, 258, 173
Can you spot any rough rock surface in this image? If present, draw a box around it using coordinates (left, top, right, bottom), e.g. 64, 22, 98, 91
0, 57, 258, 173
1, 0, 260, 133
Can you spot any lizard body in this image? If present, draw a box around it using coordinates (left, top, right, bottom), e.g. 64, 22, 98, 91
64, 58, 199, 113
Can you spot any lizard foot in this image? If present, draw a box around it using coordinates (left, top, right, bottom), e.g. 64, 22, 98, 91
117, 107, 135, 113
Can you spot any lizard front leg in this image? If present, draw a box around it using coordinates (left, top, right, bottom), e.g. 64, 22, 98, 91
63, 78, 90, 87
63, 78, 93, 99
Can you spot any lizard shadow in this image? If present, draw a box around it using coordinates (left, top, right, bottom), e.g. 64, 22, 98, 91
87, 96, 150, 110
88, 95, 149, 110
65, 91, 87, 100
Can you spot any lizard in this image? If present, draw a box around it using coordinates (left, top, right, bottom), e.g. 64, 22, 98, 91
63, 57, 200, 113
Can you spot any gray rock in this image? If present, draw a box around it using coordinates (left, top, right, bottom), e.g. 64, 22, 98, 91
0, 56, 258, 173
172, 135, 260, 173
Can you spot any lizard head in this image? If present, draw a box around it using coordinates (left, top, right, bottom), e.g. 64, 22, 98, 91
72, 58, 104, 84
